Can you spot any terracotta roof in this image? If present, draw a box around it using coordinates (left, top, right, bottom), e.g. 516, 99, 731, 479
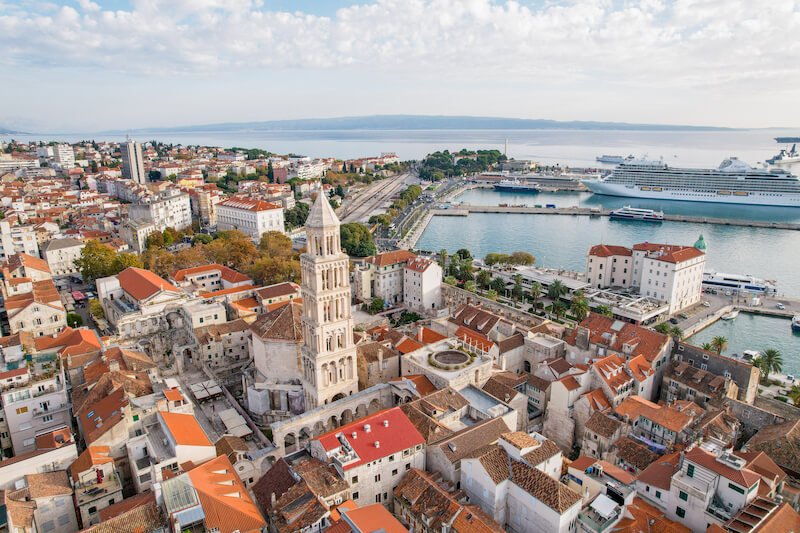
201, 285, 259, 299
255, 282, 299, 300
632, 242, 705, 263
567, 313, 669, 363
585, 410, 622, 439
749, 501, 800, 532
160, 411, 212, 447
249, 300, 302, 341
98, 492, 156, 522
357, 341, 400, 363
449, 303, 500, 335
171, 263, 251, 284
252, 458, 297, 513
186, 455, 266, 533
70, 446, 113, 482
3, 252, 51, 274
744, 419, 800, 476
395, 337, 424, 354
455, 326, 494, 352
117, 267, 180, 301
195, 318, 251, 343
735, 451, 787, 488
581, 388, 611, 411
4, 279, 62, 311
34, 326, 101, 355
569, 456, 598, 472
390, 375, 437, 397
393, 469, 463, 532
365, 249, 416, 267
218, 198, 281, 211
613, 496, 691, 533
636, 451, 681, 490
611, 437, 658, 471
482, 376, 520, 403
268, 479, 328, 533
77, 386, 130, 444
404, 256, 435, 273
588, 244, 632, 258
314, 407, 425, 471
614, 395, 693, 433
342, 503, 409, 533
592, 354, 633, 393
290, 456, 348, 499
522, 438, 562, 467
413, 326, 447, 345
526, 374, 551, 391
438, 418, 511, 463
685, 447, 761, 488
85, 496, 167, 533
556, 374, 581, 392
26, 471, 72, 498
627, 354, 654, 381
509, 454, 582, 512
497, 332, 525, 354
399, 403, 454, 444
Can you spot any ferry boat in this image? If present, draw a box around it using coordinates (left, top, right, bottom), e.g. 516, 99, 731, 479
792, 314, 800, 331
596, 154, 634, 165
721, 309, 739, 320
767, 141, 800, 176
609, 206, 664, 222
494, 178, 540, 193
702, 272, 776, 294
582, 157, 800, 206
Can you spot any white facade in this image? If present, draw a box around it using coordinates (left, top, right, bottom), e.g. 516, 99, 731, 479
128, 189, 192, 231
0, 221, 39, 262
53, 144, 75, 169
120, 138, 146, 183
216, 198, 285, 240
403, 257, 442, 312
41, 238, 84, 277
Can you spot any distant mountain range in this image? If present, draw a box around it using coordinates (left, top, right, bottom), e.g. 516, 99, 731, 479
120, 114, 731, 133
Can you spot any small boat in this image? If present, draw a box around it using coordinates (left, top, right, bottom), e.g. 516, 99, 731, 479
792, 314, 800, 331
494, 178, 540, 193
609, 206, 664, 222
721, 309, 739, 320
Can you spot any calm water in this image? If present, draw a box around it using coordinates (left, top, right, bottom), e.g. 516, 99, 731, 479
688, 315, 800, 376
7, 127, 798, 166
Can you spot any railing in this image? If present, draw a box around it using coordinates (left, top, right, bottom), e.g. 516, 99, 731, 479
578, 510, 619, 533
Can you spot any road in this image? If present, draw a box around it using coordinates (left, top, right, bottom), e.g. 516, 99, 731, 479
339, 172, 415, 224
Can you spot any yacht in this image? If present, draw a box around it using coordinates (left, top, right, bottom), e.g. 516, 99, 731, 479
767, 141, 800, 176
583, 157, 800, 206
609, 206, 664, 222
721, 309, 739, 320
702, 272, 776, 294
792, 314, 800, 331
494, 178, 540, 193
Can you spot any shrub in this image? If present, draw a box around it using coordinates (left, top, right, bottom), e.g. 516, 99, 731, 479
776, 396, 789, 403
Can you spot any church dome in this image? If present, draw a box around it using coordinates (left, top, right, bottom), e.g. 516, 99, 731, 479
694, 234, 706, 250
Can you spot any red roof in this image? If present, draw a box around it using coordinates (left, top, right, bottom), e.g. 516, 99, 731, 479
567, 313, 669, 363
395, 337, 424, 354
588, 244, 632, 258
685, 447, 761, 488
414, 327, 447, 345
365, 250, 417, 268
218, 198, 281, 211
632, 242, 705, 263
171, 263, 251, 284
117, 267, 180, 301
314, 407, 424, 471
404, 256, 436, 273
160, 412, 212, 447
455, 326, 495, 352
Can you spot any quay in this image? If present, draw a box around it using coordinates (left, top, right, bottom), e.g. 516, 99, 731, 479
432, 205, 800, 231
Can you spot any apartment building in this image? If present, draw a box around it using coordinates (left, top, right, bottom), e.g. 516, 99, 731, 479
70, 446, 124, 527
309, 407, 426, 508
128, 189, 192, 231
0, 363, 71, 455
586, 241, 705, 315
216, 198, 285, 239
0, 221, 39, 261
353, 250, 417, 305
169, 263, 253, 294
53, 144, 75, 169
119, 218, 157, 254
40, 237, 84, 277
403, 256, 442, 313
120, 137, 145, 183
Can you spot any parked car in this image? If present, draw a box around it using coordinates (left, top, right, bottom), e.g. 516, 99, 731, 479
679, 313, 689, 319
725, 290, 732, 296
669, 317, 679, 324
777, 303, 786, 310
702, 301, 711, 307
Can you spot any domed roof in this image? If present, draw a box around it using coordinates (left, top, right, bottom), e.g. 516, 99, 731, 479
694, 234, 706, 250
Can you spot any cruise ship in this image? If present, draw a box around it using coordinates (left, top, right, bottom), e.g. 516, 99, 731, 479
494, 178, 540, 193
583, 158, 800, 206
702, 271, 776, 294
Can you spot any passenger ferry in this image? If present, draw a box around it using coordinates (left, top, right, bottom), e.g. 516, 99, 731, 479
494, 178, 540, 193
583, 157, 800, 206
609, 206, 664, 222
596, 154, 634, 165
702, 272, 777, 294
792, 315, 800, 331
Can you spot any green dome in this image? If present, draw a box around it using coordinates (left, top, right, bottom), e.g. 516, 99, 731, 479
694, 234, 706, 250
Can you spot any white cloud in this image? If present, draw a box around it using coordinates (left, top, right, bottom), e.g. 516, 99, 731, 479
0, 0, 796, 90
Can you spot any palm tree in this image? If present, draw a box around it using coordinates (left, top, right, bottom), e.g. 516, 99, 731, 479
757, 349, 784, 381
669, 326, 684, 341
552, 301, 567, 321
571, 297, 590, 322
701, 342, 714, 351
595, 305, 613, 318
486, 289, 498, 301
439, 248, 448, 270
654, 323, 671, 335
547, 280, 568, 301
476, 269, 491, 289
530, 282, 542, 306
512, 274, 524, 303
711, 336, 728, 355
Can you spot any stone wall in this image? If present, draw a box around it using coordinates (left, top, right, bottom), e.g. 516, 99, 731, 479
441, 284, 545, 330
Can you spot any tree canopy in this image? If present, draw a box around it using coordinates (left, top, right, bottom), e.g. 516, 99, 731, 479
340, 223, 376, 257
75, 240, 143, 281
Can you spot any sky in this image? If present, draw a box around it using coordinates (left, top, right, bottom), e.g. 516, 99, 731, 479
1, 0, 799, 132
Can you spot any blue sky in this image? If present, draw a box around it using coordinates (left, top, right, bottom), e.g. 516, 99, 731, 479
1, 0, 799, 132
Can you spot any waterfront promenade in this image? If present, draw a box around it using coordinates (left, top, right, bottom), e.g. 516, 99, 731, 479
432, 205, 800, 230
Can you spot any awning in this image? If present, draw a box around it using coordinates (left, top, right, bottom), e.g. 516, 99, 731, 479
590, 494, 618, 520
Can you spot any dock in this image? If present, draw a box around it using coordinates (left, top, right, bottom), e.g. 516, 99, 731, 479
432, 205, 800, 231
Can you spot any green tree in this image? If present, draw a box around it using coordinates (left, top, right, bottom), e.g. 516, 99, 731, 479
654, 323, 671, 335
74, 240, 117, 281
464, 280, 476, 293
711, 336, 729, 355
476, 269, 491, 289
267, 161, 274, 182
552, 301, 567, 321
444, 276, 458, 286
595, 305, 613, 318
340, 223, 374, 257
787, 385, 800, 407
669, 326, 684, 341
368, 298, 385, 314
111, 253, 142, 274
66, 312, 83, 328
512, 274, 524, 302
89, 299, 105, 319
570, 295, 590, 322
490, 276, 507, 294
486, 289, 498, 301
458, 258, 474, 281
455, 248, 471, 261
259, 231, 294, 258
547, 280, 568, 301
701, 342, 714, 351
530, 282, 542, 306
510, 251, 535, 265
756, 349, 784, 380
439, 248, 448, 270
192, 234, 213, 245
146, 231, 165, 249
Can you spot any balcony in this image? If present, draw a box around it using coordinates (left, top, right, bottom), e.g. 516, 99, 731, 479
578, 508, 620, 533
75, 473, 122, 506
706, 496, 734, 522
673, 474, 711, 503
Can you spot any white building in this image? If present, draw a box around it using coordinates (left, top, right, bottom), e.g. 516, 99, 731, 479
216, 198, 285, 240
353, 250, 417, 305
128, 189, 192, 231
40, 238, 85, 277
53, 144, 75, 169
119, 219, 157, 254
460, 433, 582, 533
403, 256, 442, 313
120, 137, 146, 183
309, 406, 426, 508
586, 241, 706, 315
0, 221, 39, 261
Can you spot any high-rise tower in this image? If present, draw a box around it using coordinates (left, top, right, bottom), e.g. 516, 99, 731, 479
300, 194, 358, 408
120, 135, 146, 184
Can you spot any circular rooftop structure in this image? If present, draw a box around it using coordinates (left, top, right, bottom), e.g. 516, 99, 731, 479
433, 350, 469, 366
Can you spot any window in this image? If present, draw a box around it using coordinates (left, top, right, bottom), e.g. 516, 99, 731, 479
392, 469, 398, 476
42, 415, 53, 422
88, 506, 97, 514
133, 414, 139, 422
405, 463, 411, 471
58, 514, 70, 526
375, 494, 381, 503
353, 492, 359, 500
16, 406, 28, 415
655, 490, 661, 498
374, 474, 381, 482
108, 498, 115, 505
676, 507, 686, 518
728, 483, 746, 495
679, 490, 688, 501
687, 464, 695, 478
352, 476, 358, 484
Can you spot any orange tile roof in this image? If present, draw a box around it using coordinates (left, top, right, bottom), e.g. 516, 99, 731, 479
232, 297, 259, 310
117, 267, 180, 301
160, 411, 212, 447
395, 337, 424, 354
390, 375, 437, 397
567, 313, 669, 363
219, 198, 281, 211
592, 354, 632, 393
265, 297, 303, 312
613, 497, 691, 533
4, 279, 62, 310
171, 263, 251, 284
685, 447, 761, 488
582, 388, 611, 411
588, 244, 632, 257
70, 446, 113, 482
365, 250, 416, 267
627, 354, 654, 381
632, 242, 705, 263
186, 455, 266, 533
3, 252, 51, 274
455, 326, 495, 352
414, 326, 447, 345
614, 396, 693, 433
569, 456, 598, 472
342, 504, 408, 533
164, 388, 183, 402
404, 256, 436, 273
556, 374, 581, 391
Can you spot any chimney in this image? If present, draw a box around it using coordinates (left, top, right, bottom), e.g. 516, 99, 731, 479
383, 420, 389, 427
352, 432, 357, 439
375, 441, 380, 448
271, 492, 277, 507
377, 349, 383, 365
364, 424, 371, 433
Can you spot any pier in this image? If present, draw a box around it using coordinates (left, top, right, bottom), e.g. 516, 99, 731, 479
431, 205, 800, 231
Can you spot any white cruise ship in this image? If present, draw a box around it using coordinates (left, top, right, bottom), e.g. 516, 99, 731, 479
583, 158, 800, 206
